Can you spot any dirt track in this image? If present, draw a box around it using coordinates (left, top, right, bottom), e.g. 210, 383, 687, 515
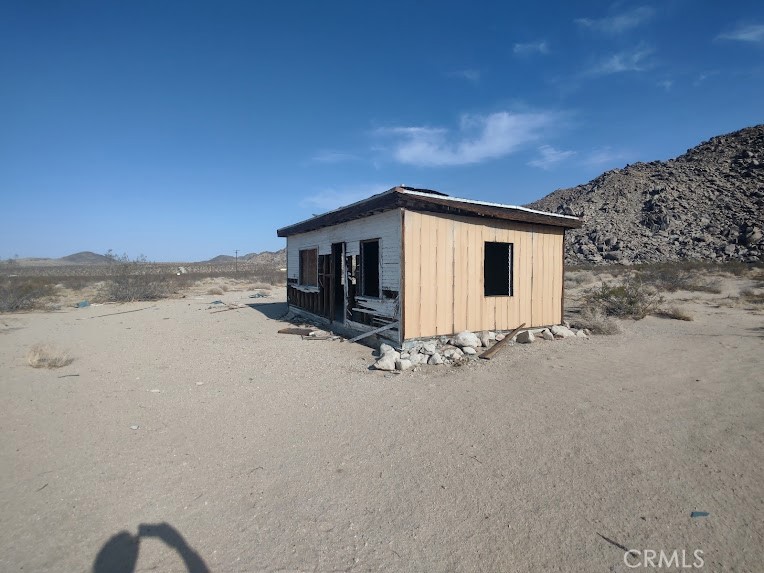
1, 285, 762, 572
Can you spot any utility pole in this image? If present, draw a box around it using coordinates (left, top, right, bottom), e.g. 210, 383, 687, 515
235, 250, 239, 273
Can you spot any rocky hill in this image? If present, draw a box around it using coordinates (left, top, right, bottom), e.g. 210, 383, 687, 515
59, 251, 112, 264
527, 125, 764, 264
201, 249, 286, 266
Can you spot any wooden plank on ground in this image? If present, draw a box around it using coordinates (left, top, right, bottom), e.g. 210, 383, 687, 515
479, 322, 526, 360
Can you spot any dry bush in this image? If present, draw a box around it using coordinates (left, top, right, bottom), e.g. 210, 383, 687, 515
0, 278, 58, 312
565, 271, 596, 288
640, 266, 722, 294
99, 255, 168, 302
207, 287, 225, 296
572, 307, 623, 335
583, 275, 663, 319
250, 282, 272, 291
27, 344, 74, 368
740, 289, 764, 305
655, 305, 694, 321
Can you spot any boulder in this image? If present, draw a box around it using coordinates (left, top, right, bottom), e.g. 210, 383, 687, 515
516, 330, 535, 344
462, 346, 477, 355
395, 359, 413, 371
478, 331, 492, 347
409, 353, 426, 366
453, 331, 481, 349
443, 348, 464, 360
422, 341, 438, 355
495, 333, 505, 341
541, 329, 554, 341
575, 329, 588, 338
428, 353, 444, 365
373, 354, 397, 371
379, 343, 395, 355
550, 325, 575, 339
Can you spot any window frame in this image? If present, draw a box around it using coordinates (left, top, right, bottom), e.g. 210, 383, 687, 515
298, 247, 319, 287
483, 241, 513, 297
359, 238, 381, 298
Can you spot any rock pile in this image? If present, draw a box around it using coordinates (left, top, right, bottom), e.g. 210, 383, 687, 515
527, 124, 764, 264
372, 325, 588, 371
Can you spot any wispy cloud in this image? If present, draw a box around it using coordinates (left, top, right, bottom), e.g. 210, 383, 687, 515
693, 70, 719, 86
513, 40, 549, 56
448, 69, 481, 82
716, 23, 764, 43
528, 145, 576, 170
576, 6, 654, 34
586, 46, 654, 75
310, 150, 359, 163
299, 184, 390, 211
583, 147, 631, 168
376, 111, 559, 167
657, 79, 673, 91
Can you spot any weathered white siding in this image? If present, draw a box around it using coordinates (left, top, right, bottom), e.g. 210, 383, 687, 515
286, 209, 402, 291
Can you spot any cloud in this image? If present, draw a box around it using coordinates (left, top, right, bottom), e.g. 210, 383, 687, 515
693, 70, 719, 86
528, 145, 576, 170
448, 69, 481, 82
657, 79, 673, 91
576, 6, 654, 34
299, 184, 390, 212
586, 46, 654, 75
376, 111, 559, 167
310, 150, 359, 163
716, 23, 764, 43
583, 147, 631, 168
513, 40, 549, 56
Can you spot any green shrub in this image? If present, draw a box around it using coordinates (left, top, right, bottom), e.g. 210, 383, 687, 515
99, 254, 168, 302
583, 275, 663, 319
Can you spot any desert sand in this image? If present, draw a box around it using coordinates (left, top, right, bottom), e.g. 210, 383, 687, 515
1, 280, 762, 572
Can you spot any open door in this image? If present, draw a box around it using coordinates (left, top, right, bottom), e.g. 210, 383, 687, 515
330, 243, 345, 323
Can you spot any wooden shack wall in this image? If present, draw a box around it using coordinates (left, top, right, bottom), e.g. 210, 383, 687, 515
402, 210, 564, 339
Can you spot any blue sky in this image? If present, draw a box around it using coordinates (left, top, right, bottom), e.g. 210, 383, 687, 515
1, 1, 762, 261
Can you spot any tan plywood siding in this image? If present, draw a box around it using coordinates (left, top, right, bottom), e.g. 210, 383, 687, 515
403, 210, 564, 339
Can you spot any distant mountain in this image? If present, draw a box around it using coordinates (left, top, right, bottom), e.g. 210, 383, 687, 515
201, 249, 286, 266
59, 251, 112, 265
527, 125, 764, 264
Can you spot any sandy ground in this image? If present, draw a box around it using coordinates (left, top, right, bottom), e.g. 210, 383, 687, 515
1, 280, 762, 572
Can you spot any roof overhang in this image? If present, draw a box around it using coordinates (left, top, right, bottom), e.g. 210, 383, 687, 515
277, 186, 582, 237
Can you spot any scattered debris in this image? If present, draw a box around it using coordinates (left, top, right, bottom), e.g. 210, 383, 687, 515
278, 327, 318, 336
75, 300, 90, 308
130, 425, 140, 430
249, 293, 269, 298
57, 373, 80, 379
480, 323, 527, 361
79, 306, 155, 320
690, 511, 710, 518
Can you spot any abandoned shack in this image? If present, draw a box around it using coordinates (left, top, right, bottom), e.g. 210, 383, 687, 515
276, 186, 582, 345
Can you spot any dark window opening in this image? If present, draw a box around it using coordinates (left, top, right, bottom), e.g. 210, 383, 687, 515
484, 242, 512, 296
299, 248, 318, 286
360, 240, 380, 297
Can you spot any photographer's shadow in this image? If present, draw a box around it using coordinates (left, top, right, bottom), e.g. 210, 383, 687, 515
93, 522, 209, 573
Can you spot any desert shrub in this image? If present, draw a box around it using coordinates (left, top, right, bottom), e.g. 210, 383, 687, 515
565, 271, 596, 288
573, 307, 622, 335
27, 344, 74, 368
740, 289, 764, 305
640, 266, 722, 293
207, 287, 224, 296
0, 277, 57, 312
655, 305, 694, 321
99, 255, 168, 302
250, 282, 272, 291
583, 275, 663, 319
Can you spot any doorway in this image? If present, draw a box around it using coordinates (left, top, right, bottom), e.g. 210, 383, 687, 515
331, 242, 345, 323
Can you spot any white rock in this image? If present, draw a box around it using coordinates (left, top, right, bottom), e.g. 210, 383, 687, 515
516, 330, 535, 343
488, 331, 497, 341
576, 329, 588, 338
495, 333, 505, 341
373, 354, 397, 371
422, 341, 438, 355
130, 425, 140, 430
400, 352, 411, 359
541, 329, 554, 341
462, 346, 478, 355
395, 359, 413, 371
379, 343, 395, 355
453, 331, 481, 349
443, 348, 464, 360
550, 324, 575, 339
428, 353, 444, 365
409, 353, 426, 365
478, 331, 491, 347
